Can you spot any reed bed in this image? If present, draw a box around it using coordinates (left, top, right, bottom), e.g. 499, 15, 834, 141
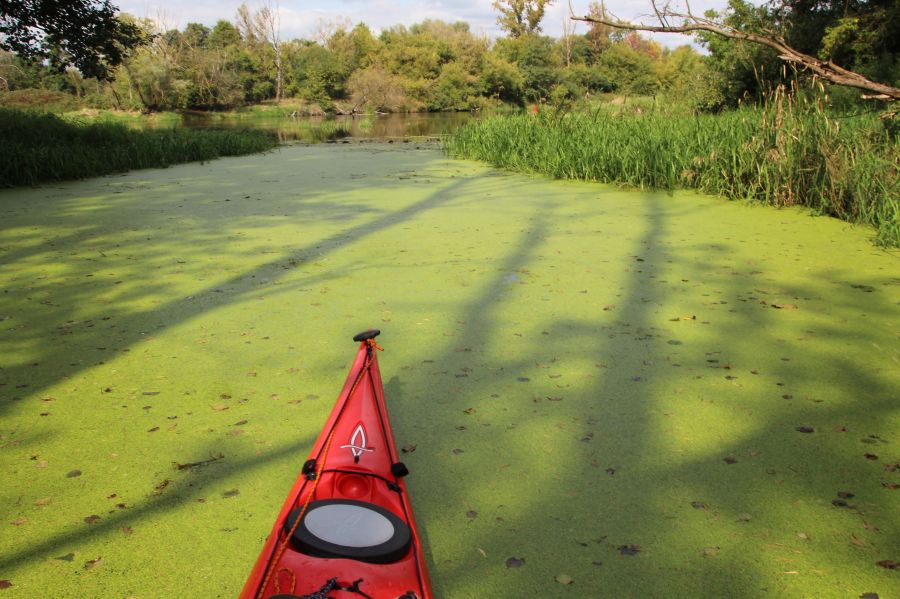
446, 102, 899, 246
0, 108, 278, 187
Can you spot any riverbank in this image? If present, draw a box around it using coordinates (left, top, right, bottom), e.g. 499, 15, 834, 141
0, 144, 897, 598
446, 107, 900, 247
0, 109, 278, 187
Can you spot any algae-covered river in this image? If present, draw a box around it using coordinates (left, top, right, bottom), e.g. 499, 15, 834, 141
1, 144, 898, 598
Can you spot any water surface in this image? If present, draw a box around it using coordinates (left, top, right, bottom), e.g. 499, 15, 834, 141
0, 145, 897, 598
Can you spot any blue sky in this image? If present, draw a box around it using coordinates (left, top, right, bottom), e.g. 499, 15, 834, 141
116, 0, 735, 47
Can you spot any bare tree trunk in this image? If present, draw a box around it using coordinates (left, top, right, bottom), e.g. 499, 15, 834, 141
562, 13, 574, 66
256, 2, 283, 101
569, 1, 900, 101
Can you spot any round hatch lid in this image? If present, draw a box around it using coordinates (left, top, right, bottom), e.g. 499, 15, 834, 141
284, 499, 412, 564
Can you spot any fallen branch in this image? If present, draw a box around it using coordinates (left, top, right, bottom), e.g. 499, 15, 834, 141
570, 1, 900, 101
174, 453, 225, 470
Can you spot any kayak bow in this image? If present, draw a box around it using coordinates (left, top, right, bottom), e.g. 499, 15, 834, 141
239, 330, 432, 599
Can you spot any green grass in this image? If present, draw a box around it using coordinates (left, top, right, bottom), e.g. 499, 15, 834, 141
446, 103, 900, 246
0, 108, 278, 186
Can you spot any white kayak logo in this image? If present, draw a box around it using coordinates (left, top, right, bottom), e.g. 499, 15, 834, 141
340, 424, 374, 460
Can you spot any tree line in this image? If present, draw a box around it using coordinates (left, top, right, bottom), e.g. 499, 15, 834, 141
1, 0, 897, 114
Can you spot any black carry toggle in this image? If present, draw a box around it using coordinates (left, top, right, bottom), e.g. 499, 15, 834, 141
353, 329, 381, 342
391, 462, 409, 478
302, 459, 317, 480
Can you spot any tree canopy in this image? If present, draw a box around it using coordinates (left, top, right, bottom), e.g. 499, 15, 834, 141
0, 0, 144, 79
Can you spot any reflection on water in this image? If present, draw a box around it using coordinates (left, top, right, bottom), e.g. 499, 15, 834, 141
179, 112, 475, 143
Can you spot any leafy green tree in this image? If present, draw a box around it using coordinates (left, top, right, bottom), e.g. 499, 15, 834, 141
495, 34, 560, 101
492, 0, 554, 38
288, 43, 345, 107
208, 20, 242, 49
0, 0, 145, 79
594, 42, 659, 95
429, 61, 478, 110
348, 65, 407, 111
478, 52, 524, 102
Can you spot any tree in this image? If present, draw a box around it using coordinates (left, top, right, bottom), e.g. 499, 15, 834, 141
348, 66, 406, 112
236, 2, 283, 100
571, 0, 900, 101
0, 0, 144, 79
493, 0, 554, 38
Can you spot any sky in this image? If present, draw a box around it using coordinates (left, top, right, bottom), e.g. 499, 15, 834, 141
115, 0, 734, 48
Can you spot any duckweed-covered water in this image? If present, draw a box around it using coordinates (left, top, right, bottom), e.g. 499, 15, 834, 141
0, 144, 897, 598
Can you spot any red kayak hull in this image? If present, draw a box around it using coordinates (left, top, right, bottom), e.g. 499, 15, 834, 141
239, 335, 432, 599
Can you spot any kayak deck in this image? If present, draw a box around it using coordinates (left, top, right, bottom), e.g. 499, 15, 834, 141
239, 332, 432, 599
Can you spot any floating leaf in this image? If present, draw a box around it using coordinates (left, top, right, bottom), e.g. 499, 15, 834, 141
691, 501, 708, 510
11, 517, 27, 526
723, 456, 738, 465
451, 448, 464, 454
864, 453, 878, 461
121, 526, 133, 536
876, 560, 898, 570
84, 515, 100, 524
84, 557, 102, 570
738, 513, 752, 522
837, 491, 855, 499
466, 510, 478, 520
554, 574, 574, 585
703, 546, 720, 557
546, 396, 563, 401
771, 303, 798, 310
506, 557, 525, 568
0, 580, 11, 589
795, 426, 814, 433
619, 544, 640, 556
66, 469, 82, 478
55, 553, 74, 562
850, 534, 867, 547
222, 488, 240, 498
859, 593, 879, 599
401, 444, 417, 453
35, 498, 51, 507
797, 532, 810, 541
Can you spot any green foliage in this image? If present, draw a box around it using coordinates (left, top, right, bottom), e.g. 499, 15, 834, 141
288, 43, 345, 107
0, 107, 277, 186
594, 43, 658, 95
446, 102, 900, 246
492, 0, 554, 38
0, 88, 81, 111
0, 0, 146, 80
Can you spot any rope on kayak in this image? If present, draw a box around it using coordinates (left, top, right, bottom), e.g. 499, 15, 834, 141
256, 339, 381, 599
293, 577, 375, 599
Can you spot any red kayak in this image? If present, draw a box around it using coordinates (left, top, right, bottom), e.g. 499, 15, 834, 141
239, 330, 433, 599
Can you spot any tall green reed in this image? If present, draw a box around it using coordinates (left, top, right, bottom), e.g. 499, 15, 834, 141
446, 96, 899, 246
0, 108, 278, 187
